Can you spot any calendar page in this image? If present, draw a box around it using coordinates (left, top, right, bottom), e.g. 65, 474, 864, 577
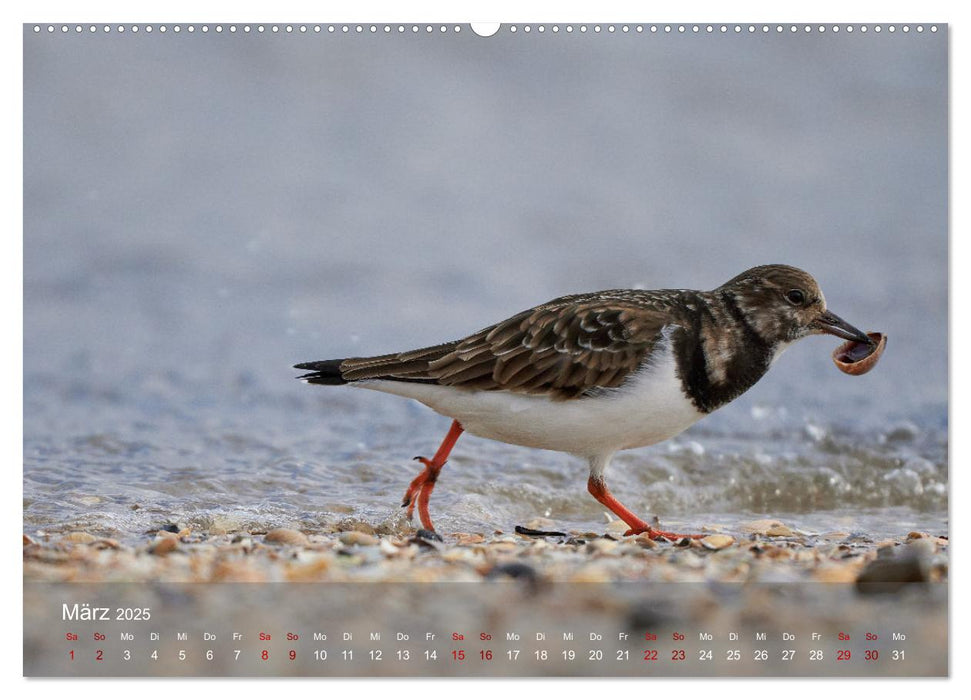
22, 21, 948, 677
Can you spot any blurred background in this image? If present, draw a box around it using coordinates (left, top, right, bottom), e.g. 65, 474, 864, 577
23, 25, 947, 539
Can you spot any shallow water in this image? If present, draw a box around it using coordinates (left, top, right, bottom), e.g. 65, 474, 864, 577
22, 371, 948, 541
23, 27, 947, 544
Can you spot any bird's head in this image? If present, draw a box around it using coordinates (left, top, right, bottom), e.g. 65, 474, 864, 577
717, 264, 872, 347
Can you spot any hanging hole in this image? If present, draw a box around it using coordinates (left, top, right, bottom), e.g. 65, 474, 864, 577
470, 23, 500, 37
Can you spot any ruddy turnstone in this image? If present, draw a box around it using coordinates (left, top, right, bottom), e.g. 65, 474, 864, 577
295, 264, 874, 539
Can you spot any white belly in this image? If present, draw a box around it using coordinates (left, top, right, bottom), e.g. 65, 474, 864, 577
357, 343, 705, 459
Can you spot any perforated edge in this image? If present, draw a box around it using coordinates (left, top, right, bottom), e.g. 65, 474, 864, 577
28, 23, 943, 36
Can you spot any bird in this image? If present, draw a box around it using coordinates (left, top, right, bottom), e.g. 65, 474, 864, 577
294, 264, 873, 539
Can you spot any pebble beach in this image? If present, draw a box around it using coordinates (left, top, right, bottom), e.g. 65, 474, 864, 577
24, 518, 948, 675
24, 514, 947, 586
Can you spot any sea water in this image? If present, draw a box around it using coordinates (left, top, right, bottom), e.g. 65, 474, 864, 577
23, 27, 947, 543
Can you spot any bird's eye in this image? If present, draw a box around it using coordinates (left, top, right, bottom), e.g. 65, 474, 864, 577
785, 289, 806, 306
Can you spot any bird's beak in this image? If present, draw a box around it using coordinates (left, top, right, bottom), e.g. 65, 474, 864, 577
813, 310, 872, 344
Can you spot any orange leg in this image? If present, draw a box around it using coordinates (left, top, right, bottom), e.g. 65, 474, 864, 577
401, 420, 464, 531
587, 476, 703, 540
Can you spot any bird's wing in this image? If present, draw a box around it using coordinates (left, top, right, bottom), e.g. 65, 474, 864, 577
339, 294, 676, 399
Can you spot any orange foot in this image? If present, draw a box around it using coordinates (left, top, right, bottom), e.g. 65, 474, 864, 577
401, 456, 442, 531
400, 420, 465, 532
624, 526, 705, 540
586, 475, 702, 541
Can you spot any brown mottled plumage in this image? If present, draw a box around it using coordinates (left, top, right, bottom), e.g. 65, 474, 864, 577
336, 293, 675, 399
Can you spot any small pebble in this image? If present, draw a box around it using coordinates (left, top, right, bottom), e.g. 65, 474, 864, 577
442, 547, 475, 563
62, 531, 97, 544
209, 515, 242, 536
486, 562, 541, 592
485, 541, 519, 554
739, 519, 791, 536
906, 538, 936, 558
632, 535, 660, 550
856, 550, 927, 594
812, 564, 859, 583
378, 539, 418, 560
586, 538, 619, 555
338, 531, 379, 547
338, 520, 376, 536
285, 557, 332, 581
212, 560, 265, 582
701, 534, 735, 550
455, 533, 485, 545
569, 565, 613, 583
265, 528, 310, 546
150, 537, 178, 556
487, 561, 538, 581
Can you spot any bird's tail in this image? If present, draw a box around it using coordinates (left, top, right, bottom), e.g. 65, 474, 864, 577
293, 359, 349, 385
294, 342, 458, 386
